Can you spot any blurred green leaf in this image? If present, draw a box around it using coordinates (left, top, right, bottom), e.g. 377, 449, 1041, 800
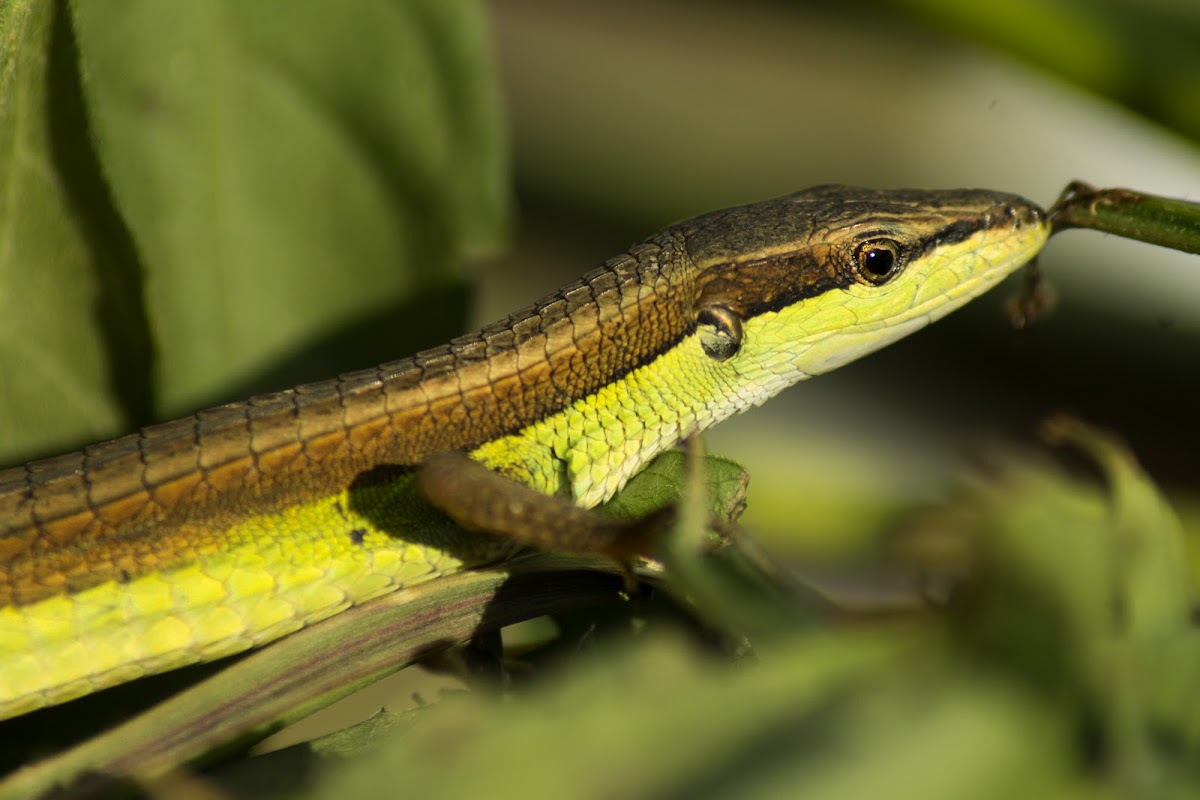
953, 456, 1108, 687
789, 678, 1079, 800
1141, 630, 1200, 760
935, 419, 1196, 794
297, 631, 911, 800
950, 423, 1190, 689
0, 0, 128, 463
880, 0, 1200, 142
881, 0, 1133, 95
1045, 417, 1192, 637
69, 0, 508, 417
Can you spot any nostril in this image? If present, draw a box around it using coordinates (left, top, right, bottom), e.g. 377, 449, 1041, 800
1005, 204, 1042, 226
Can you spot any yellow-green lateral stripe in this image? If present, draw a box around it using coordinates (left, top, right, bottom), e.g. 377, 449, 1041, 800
0, 475, 513, 719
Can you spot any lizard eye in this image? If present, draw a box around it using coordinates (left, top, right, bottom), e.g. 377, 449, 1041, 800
853, 239, 904, 285
697, 305, 743, 362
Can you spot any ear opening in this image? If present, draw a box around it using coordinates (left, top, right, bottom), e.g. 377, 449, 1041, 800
697, 305, 743, 362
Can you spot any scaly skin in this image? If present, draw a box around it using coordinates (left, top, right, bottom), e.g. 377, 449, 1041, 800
0, 186, 1049, 719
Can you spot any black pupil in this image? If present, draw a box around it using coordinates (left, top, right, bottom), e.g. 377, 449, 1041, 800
862, 247, 895, 278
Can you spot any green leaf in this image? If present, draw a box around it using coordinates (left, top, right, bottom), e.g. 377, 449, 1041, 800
1141, 629, 1200, 759
788, 678, 1078, 800
298, 630, 911, 800
1042, 416, 1193, 638
943, 419, 1196, 793
951, 423, 1191, 691
598, 449, 748, 524
69, 0, 508, 416
880, 0, 1200, 143
0, 0, 128, 463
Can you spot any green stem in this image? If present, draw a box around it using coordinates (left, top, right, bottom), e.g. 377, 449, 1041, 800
1049, 181, 1200, 256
